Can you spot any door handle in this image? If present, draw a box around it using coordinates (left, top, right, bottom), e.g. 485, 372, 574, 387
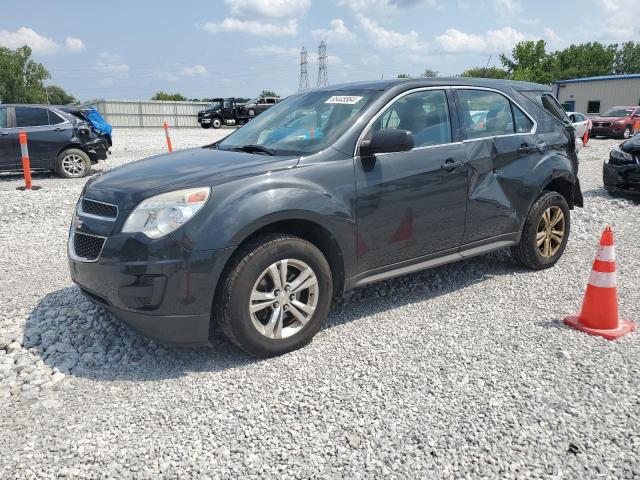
0, 132, 9, 136
440, 158, 463, 172
518, 142, 546, 153
54, 127, 65, 131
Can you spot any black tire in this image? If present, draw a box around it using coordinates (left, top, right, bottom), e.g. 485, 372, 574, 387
247, 108, 256, 117
623, 126, 632, 139
510, 191, 570, 270
212, 117, 222, 129
200, 123, 210, 129
217, 234, 333, 357
56, 148, 91, 178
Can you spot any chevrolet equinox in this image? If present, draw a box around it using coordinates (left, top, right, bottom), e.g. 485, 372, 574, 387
68, 78, 583, 357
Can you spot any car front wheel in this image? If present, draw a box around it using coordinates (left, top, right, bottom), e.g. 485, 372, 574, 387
623, 126, 632, 139
511, 191, 570, 270
218, 234, 333, 357
56, 148, 91, 178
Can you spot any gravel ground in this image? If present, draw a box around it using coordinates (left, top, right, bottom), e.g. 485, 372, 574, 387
1, 130, 638, 479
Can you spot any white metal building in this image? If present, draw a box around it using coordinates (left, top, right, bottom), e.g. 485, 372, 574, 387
553, 74, 640, 115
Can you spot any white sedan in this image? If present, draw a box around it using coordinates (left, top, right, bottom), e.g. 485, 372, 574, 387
567, 111, 592, 140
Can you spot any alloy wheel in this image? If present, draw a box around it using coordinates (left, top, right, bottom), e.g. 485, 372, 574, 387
536, 206, 565, 257
61, 154, 86, 177
249, 259, 318, 340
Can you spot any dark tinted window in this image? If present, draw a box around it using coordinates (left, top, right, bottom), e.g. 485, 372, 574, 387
0, 108, 7, 128
266, 98, 276, 104
48, 110, 66, 125
458, 89, 515, 139
587, 101, 600, 114
15, 107, 50, 127
372, 90, 452, 147
512, 104, 534, 133
541, 94, 569, 122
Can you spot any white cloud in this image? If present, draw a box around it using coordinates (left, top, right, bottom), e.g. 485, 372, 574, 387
0, 27, 59, 55
95, 52, 129, 78
181, 64, 208, 77
543, 27, 564, 48
435, 26, 525, 54
593, 0, 640, 40
357, 15, 424, 51
65, 36, 85, 52
338, 0, 441, 13
200, 18, 298, 36
312, 19, 356, 43
224, 0, 311, 18
493, 0, 522, 15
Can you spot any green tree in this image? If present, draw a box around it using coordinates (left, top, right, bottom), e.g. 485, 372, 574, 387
500, 40, 556, 84
260, 90, 278, 98
45, 85, 76, 105
460, 66, 511, 79
151, 91, 187, 101
0, 46, 50, 103
614, 41, 640, 74
554, 42, 616, 80
421, 68, 439, 77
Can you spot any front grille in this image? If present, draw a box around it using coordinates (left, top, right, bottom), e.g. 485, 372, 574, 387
81, 198, 117, 219
73, 232, 105, 261
594, 122, 611, 128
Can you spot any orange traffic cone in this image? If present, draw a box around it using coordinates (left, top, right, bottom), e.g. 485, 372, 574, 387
582, 130, 589, 147
564, 226, 635, 340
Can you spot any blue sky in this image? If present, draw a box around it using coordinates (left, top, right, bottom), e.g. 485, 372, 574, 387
1, 0, 639, 101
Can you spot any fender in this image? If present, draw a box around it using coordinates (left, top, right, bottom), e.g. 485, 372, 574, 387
172, 166, 358, 273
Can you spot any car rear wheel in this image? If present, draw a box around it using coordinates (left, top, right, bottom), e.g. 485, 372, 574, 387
56, 148, 91, 178
511, 191, 570, 270
217, 234, 333, 357
212, 118, 222, 129
247, 108, 256, 117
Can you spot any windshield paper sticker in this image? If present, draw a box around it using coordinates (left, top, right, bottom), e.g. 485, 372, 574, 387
325, 96, 363, 105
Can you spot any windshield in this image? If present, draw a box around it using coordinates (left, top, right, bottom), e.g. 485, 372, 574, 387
602, 108, 634, 117
218, 90, 379, 156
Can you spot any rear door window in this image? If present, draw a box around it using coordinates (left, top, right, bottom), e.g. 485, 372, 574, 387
457, 89, 515, 139
0, 107, 7, 128
15, 107, 51, 127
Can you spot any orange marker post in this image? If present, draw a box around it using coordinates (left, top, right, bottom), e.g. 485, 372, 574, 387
163, 121, 173, 152
16, 130, 44, 191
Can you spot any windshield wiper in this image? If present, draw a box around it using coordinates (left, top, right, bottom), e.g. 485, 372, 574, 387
230, 144, 277, 156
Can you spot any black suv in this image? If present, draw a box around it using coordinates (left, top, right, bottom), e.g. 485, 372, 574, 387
0, 104, 109, 178
68, 79, 583, 356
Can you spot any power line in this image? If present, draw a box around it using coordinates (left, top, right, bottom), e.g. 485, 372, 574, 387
298, 46, 309, 92
316, 41, 328, 88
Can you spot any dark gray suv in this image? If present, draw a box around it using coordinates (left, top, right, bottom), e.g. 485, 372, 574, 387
68, 78, 583, 356
0, 104, 108, 178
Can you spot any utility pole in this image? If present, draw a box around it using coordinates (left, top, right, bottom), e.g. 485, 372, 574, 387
298, 47, 309, 92
316, 41, 328, 88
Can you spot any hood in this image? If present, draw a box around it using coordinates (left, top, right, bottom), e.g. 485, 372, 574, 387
592, 115, 627, 122
621, 133, 640, 153
84, 146, 298, 209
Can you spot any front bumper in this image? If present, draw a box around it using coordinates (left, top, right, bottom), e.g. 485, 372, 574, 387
68, 223, 235, 346
603, 161, 640, 195
591, 126, 627, 138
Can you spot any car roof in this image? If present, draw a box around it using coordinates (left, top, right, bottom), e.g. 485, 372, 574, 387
312, 77, 550, 92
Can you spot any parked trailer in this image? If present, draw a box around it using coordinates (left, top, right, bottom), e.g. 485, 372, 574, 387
84, 99, 210, 128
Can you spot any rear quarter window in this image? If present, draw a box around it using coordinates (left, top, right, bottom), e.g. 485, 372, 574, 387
0, 108, 7, 128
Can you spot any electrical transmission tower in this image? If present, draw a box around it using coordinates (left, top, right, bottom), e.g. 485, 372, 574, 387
298, 47, 309, 92
316, 41, 328, 88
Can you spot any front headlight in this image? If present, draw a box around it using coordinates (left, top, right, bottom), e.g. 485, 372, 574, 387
609, 146, 634, 164
614, 120, 626, 125
122, 187, 210, 239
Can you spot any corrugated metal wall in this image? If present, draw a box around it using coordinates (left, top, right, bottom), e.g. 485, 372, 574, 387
555, 78, 640, 115
84, 100, 210, 127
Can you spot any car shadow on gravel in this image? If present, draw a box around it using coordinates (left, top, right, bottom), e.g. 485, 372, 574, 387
24, 249, 529, 382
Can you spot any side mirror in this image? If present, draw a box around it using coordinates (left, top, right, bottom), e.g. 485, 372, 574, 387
360, 129, 414, 157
